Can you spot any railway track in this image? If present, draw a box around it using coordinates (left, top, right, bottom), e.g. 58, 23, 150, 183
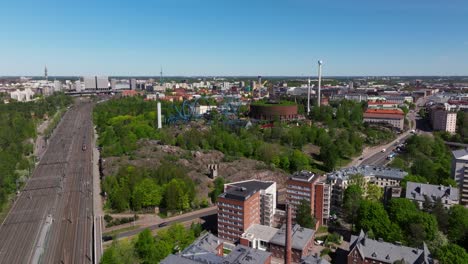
0, 101, 95, 264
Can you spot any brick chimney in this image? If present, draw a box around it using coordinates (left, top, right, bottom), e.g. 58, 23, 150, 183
285, 204, 292, 264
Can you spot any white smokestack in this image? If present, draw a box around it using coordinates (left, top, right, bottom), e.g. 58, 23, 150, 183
317, 60, 323, 107
157, 102, 162, 129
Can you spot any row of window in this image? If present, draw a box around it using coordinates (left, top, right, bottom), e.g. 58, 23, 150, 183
218, 207, 243, 215
219, 214, 242, 222
218, 202, 242, 210
286, 189, 311, 196
287, 195, 310, 201
218, 224, 242, 232
287, 185, 311, 191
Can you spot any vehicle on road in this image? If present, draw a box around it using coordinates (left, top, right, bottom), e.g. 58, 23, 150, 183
410, 129, 416, 134
381, 148, 386, 152
158, 222, 168, 228
359, 157, 364, 160
82, 144, 87, 151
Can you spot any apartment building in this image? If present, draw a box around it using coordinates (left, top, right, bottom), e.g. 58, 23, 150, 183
217, 180, 276, 242
429, 104, 457, 134
313, 182, 331, 226
286, 171, 317, 222
285, 171, 331, 226
327, 166, 408, 205
363, 109, 405, 130
405, 182, 459, 208
451, 148, 468, 205
348, 230, 433, 264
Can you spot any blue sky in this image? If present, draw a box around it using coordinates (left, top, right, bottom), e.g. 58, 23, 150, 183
1, 0, 467, 76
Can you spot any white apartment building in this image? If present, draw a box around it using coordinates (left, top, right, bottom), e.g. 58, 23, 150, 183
452, 148, 468, 205
430, 104, 457, 134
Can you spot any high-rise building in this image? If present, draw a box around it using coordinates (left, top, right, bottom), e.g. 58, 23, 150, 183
110, 79, 117, 90
314, 182, 331, 226
130, 78, 137, 90
429, 104, 457, 134
286, 171, 330, 226
53, 80, 62, 92
83, 76, 109, 90
452, 148, 468, 205
217, 180, 276, 242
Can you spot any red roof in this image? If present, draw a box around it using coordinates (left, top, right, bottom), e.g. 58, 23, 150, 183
364, 109, 404, 115
368, 102, 397, 105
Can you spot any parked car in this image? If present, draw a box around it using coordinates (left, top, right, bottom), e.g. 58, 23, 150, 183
158, 222, 168, 228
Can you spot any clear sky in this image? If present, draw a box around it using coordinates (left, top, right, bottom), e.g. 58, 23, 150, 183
1, 0, 467, 76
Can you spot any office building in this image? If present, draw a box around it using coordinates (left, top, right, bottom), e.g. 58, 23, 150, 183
363, 109, 405, 130
429, 104, 457, 134
451, 148, 468, 205
348, 230, 433, 264
405, 182, 459, 208
217, 180, 276, 242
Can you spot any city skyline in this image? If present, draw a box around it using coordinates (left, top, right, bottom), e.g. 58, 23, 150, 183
1, 0, 468, 76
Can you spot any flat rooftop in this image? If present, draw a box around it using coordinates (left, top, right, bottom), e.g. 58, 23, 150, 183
269, 224, 315, 251
290, 170, 316, 182
220, 180, 274, 201
241, 224, 278, 242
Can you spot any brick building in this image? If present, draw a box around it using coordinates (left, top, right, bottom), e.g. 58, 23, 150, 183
269, 224, 315, 263
286, 171, 330, 226
217, 180, 276, 242
363, 109, 405, 130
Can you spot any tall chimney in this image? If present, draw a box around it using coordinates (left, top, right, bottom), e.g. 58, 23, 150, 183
285, 204, 292, 264
157, 102, 162, 129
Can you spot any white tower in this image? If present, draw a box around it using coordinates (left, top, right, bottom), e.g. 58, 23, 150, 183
317, 60, 323, 107
44, 65, 48, 81
307, 77, 311, 114
157, 102, 162, 129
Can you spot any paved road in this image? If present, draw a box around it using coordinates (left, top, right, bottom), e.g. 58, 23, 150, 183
0, 100, 95, 264
110, 207, 217, 240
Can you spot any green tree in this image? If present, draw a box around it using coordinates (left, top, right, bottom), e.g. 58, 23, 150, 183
343, 184, 363, 228
436, 243, 468, 264
366, 183, 383, 202
447, 205, 468, 247
356, 200, 403, 242
319, 144, 339, 171
209, 177, 225, 203
295, 199, 315, 228
135, 229, 158, 264
100, 240, 138, 264
132, 178, 163, 210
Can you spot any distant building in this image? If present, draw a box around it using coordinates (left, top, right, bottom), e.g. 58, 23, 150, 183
53, 80, 62, 92
217, 180, 276, 242
130, 78, 137, 90
327, 166, 408, 205
429, 104, 457, 134
83, 76, 109, 90
405, 182, 459, 208
451, 148, 468, 205
367, 102, 399, 109
363, 109, 405, 130
10, 88, 34, 102
348, 230, 433, 264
